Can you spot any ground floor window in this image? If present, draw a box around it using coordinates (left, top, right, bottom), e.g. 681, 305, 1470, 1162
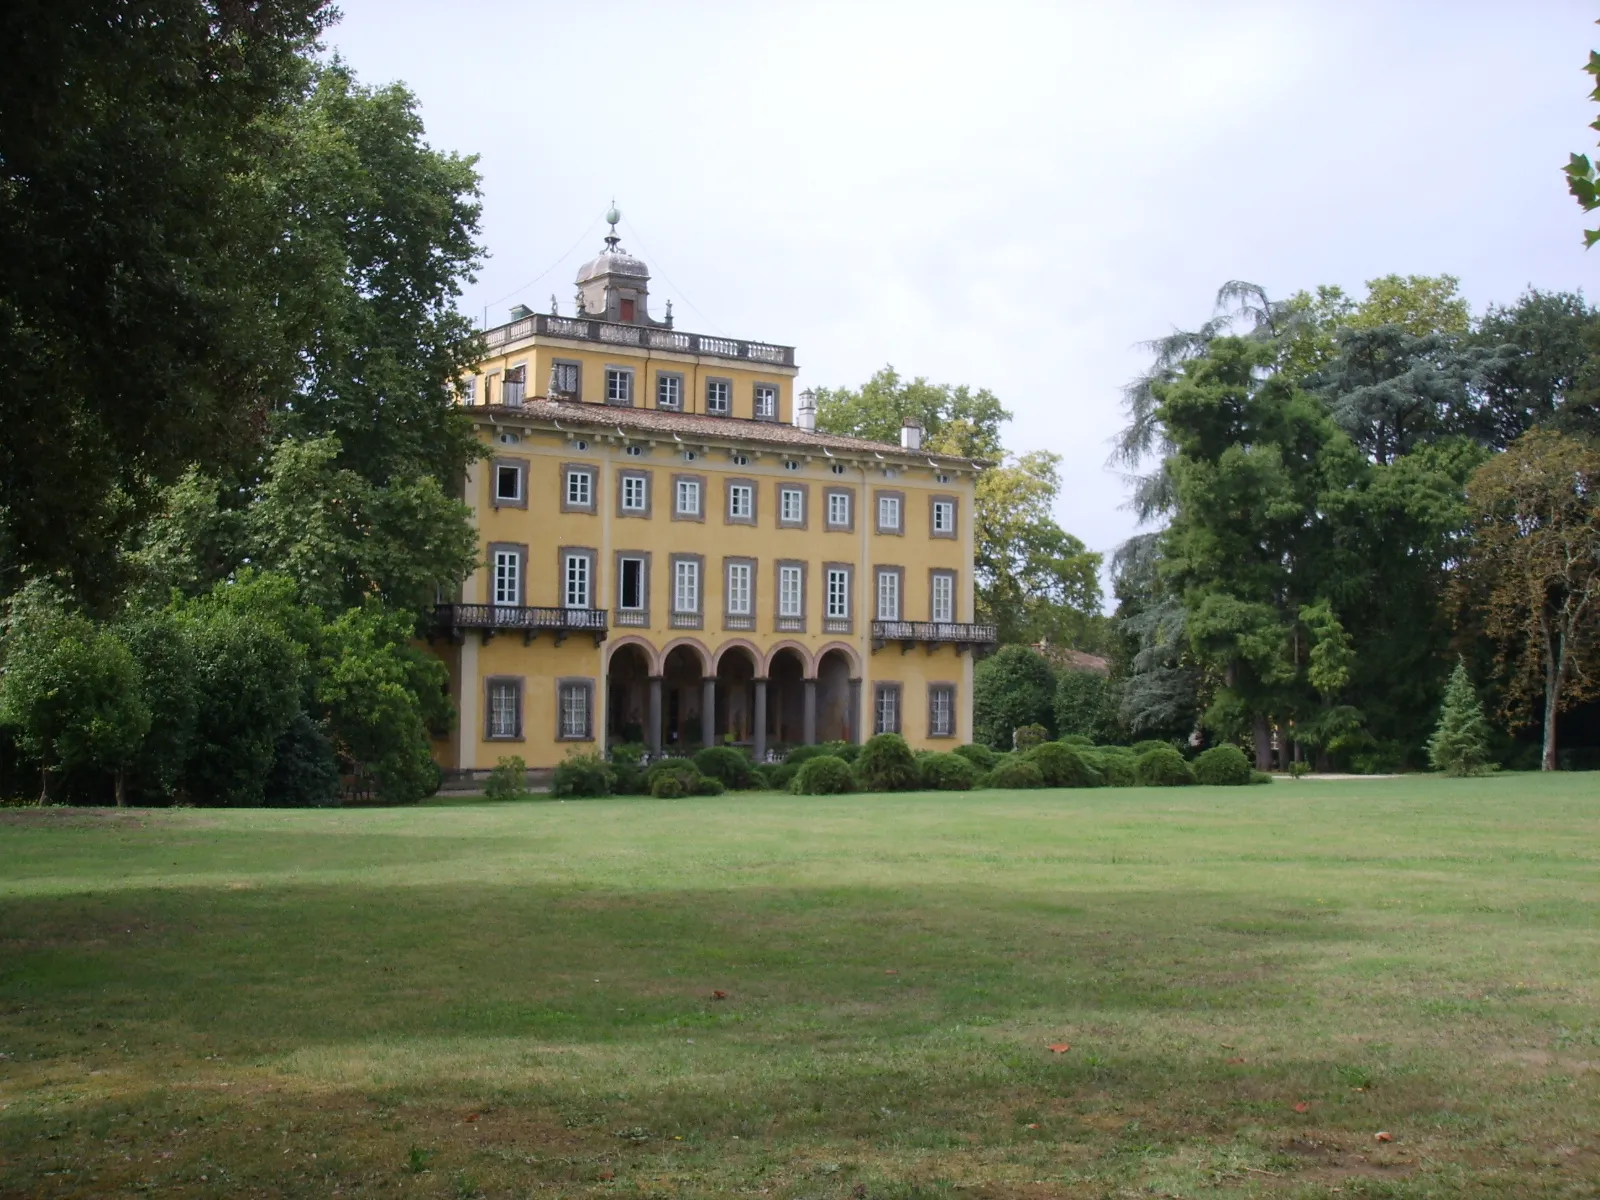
874, 683, 901, 736
558, 679, 593, 740
928, 684, 955, 738
487, 678, 522, 739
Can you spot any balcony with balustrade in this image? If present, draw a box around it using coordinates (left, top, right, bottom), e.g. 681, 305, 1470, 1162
871, 620, 999, 654
481, 312, 794, 367
431, 604, 608, 646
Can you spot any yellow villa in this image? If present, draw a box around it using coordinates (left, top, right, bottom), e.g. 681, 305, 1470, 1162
429, 212, 995, 779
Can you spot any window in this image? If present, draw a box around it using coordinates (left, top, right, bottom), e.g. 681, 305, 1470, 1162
550, 360, 580, 397
564, 467, 593, 511
931, 496, 957, 538
876, 568, 901, 621
605, 367, 633, 405
460, 376, 477, 405
620, 297, 636, 322
706, 379, 730, 415
620, 473, 648, 513
874, 684, 901, 735
779, 487, 803, 525
557, 680, 592, 740
784, 459, 800, 471
619, 556, 645, 611
492, 548, 521, 607
778, 564, 803, 619
675, 477, 702, 518
674, 559, 700, 613
487, 679, 521, 739
826, 567, 849, 619
928, 685, 955, 738
656, 373, 682, 410
726, 561, 752, 615
826, 490, 851, 529
935, 472, 950, 484
494, 463, 523, 504
625, 444, 643, 457
563, 551, 591, 609
754, 383, 777, 419
831, 463, 846, 475
931, 571, 955, 623
731, 453, 749, 466
877, 492, 903, 533
503, 364, 526, 406
727, 482, 754, 522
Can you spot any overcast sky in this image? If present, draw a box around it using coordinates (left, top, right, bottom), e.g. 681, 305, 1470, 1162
328, 1, 1598, 590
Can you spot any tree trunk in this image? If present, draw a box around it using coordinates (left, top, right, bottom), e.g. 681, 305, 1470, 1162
38, 766, 50, 805
1253, 713, 1272, 771
114, 768, 126, 808
1542, 655, 1562, 772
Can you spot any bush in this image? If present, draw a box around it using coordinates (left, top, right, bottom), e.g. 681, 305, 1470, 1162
694, 745, 756, 789
1134, 746, 1194, 787
1059, 734, 1094, 748
819, 740, 860, 764
756, 761, 799, 791
1026, 741, 1102, 788
973, 645, 1057, 748
952, 743, 997, 770
791, 755, 854, 794
551, 750, 614, 798
854, 733, 920, 792
984, 759, 1045, 789
483, 755, 531, 802
1012, 723, 1050, 752
1250, 770, 1273, 785
265, 711, 341, 807
1427, 660, 1494, 776
1131, 739, 1177, 757
1054, 669, 1116, 742
645, 758, 723, 798
1193, 744, 1253, 786
1082, 749, 1137, 787
918, 751, 978, 791
606, 742, 650, 795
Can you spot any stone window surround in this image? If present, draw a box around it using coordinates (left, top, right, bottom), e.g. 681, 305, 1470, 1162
483, 675, 524, 741
823, 560, 854, 625
555, 676, 596, 742
616, 467, 652, 518
874, 563, 905, 622
929, 568, 958, 623
557, 545, 598, 610
705, 375, 732, 417
487, 541, 528, 607
724, 476, 758, 526
723, 555, 757, 624
549, 357, 582, 399
669, 551, 706, 628
930, 493, 959, 539
926, 682, 957, 739
823, 486, 855, 533
560, 462, 597, 514
491, 455, 528, 509
777, 481, 809, 530
874, 488, 906, 536
655, 369, 684, 411
604, 364, 635, 407
752, 380, 781, 422
671, 473, 707, 522
614, 550, 651, 615
874, 682, 903, 736
774, 558, 807, 628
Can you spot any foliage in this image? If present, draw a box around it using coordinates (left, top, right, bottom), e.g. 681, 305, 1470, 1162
818, 741, 861, 764
973, 646, 1056, 749
783, 745, 831, 766
1471, 290, 1600, 445
853, 733, 921, 792
646, 759, 723, 799
1131, 740, 1176, 756
918, 752, 978, 791
1012, 723, 1050, 752
1025, 742, 1102, 788
1192, 744, 1253, 786
952, 743, 998, 771
116, 608, 199, 804
551, 751, 614, 799
1053, 671, 1116, 742
1459, 428, 1600, 769
483, 756, 531, 802
983, 759, 1044, 789
814, 365, 1009, 458
756, 761, 800, 792
791, 755, 854, 795
1081, 749, 1137, 787
1427, 662, 1495, 777
606, 743, 649, 796
1134, 746, 1195, 787
693, 746, 756, 790
264, 712, 341, 807
1564, 48, 1600, 247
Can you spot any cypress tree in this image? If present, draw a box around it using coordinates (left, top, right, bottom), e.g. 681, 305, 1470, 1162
1427, 661, 1493, 776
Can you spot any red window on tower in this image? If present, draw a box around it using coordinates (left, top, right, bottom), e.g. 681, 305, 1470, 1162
620, 298, 635, 322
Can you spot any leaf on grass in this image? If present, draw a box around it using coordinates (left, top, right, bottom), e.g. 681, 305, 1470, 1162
711, 990, 728, 1000
1375, 1131, 1394, 1143
1293, 1102, 1310, 1114
1048, 1043, 1071, 1053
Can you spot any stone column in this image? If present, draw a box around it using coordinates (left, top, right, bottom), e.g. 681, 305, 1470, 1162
702, 676, 716, 748
848, 677, 863, 743
802, 678, 817, 745
753, 678, 768, 762
647, 676, 663, 757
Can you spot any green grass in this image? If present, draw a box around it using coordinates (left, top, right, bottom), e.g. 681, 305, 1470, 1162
2, 775, 1599, 1197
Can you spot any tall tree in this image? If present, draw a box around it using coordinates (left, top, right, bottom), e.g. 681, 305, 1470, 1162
1458, 428, 1600, 770
814, 366, 1008, 458
1471, 290, 1600, 445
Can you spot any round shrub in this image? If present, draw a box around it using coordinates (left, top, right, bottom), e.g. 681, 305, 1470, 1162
1193, 744, 1253, 786
1059, 734, 1095, 748
1134, 746, 1194, 787
483, 754, 530, 802
756, 761, 799, 791
1012, 723, 1050, 752
918, 751, 978, 791
784, 745, 829, 766
1250, 769, 1273, 785
607, 742, 649, 795
1026, 741, 1103, 788
791, 754, 854, 795
1082, 749, 1137, 787
953, 743, 997, 771
1132, 739, 1177, 757
552, 750, 615, 798
694, 745, 756, 789
646, 758, 723, 798
984, 759, 1045, 789
820, 740, 861, 764
854, 733, 920, 792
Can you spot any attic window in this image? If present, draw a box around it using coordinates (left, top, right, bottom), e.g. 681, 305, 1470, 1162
620, 298, 636, 322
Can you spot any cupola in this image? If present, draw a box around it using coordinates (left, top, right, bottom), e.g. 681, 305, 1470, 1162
574, 204, 667, 326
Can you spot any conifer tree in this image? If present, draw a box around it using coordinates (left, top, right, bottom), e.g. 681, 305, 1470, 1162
1427, 660, 1493, 776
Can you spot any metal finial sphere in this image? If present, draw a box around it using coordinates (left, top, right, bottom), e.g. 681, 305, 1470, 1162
605, 203, 621, 228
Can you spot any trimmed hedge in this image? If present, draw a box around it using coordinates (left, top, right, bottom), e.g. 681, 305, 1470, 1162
1026, 741, 1103, 788
918, 751, 978, 791
608, 742, 649, 795
820, 740, 861, 764
854, 733, 920, 792
552, 751, 615, 797
1013, 723, 1050, 752
694, 745, 756, 789
1082, 749, 1137, 787
646, 759, 724, 799
756, 761, 799, 791
784, 744, 830, 767
1134, 745, 1195, 787
791, 755, 854, 794
984, 759, 1045, 789
953, 743, 998, 770
1193, 744, 1253, 786
1059, 734, 1095, 748
1250, 770, 1273, 785
1131, 739, 1177, 757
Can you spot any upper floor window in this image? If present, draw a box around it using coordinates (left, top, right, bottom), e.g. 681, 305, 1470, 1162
495, 463, 522, 503
876, 568, 901, 621
606, 368, 633, 406
503, 364, 526, 407
728, 483, 754, 522
564, 552, 591, 609
726, 561, 752, 616
619, 556, 646, 611
779, 487, 803, 525
826, 491, 851, 529
932, 497, 957, 537
565, 468, 593, 510
674, 559, 700, 613
492, 548, 520, 608
460, 376, 477, 405
778, 564, 803, 618
676, 478, 702, 517
877, 494, 902, 533
706, 379, 730, 416
621, 474, 647, 513
826, 567, 850, 619
931, 571, 955, 623
550, 360, 580, 397
657, 373, 682, 410
754, 384, 777, 419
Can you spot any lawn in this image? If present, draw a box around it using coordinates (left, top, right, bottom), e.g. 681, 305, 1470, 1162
2, 775, 1598, 1199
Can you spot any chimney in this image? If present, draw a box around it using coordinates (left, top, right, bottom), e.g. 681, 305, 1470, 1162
508, 303, 531, 320
795, 388, 817, 432
900, 418, 923, 451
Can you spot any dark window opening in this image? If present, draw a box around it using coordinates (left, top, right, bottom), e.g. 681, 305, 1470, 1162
495, 465, 520, 500
620, 558, 644, 610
